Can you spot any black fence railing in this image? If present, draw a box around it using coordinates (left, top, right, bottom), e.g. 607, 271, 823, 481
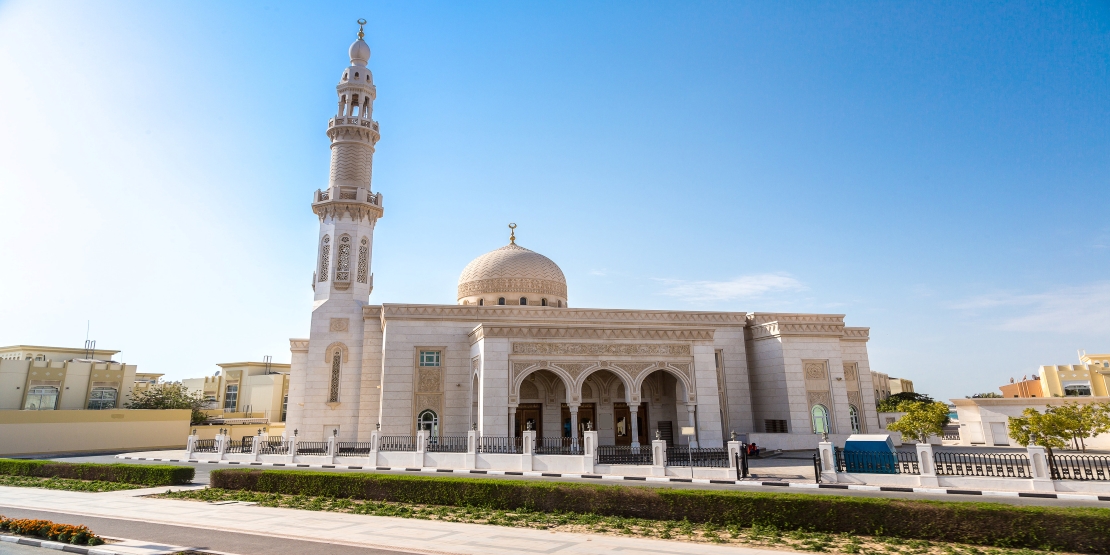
597, 445, 653, 465
933, 452, 1030, 478
942, 433, 960, 441
296, 441, 328, 455
224, 439, 252, 454
835, 449, 919, 474
478, 436, 522, 454
258, 438, 289, 455
427, 436, 469, 453
666, 447, 729, 467
337, 441, 374, 456
379, 436, 418, 452
535, 437, 580, 455
1050, 453, 1110, 481
192, 439, 217, 453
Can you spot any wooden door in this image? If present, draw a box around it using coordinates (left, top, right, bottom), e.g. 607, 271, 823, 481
560, 403, 596, 438
612, 403, 649, 445
515, 403, 542, 437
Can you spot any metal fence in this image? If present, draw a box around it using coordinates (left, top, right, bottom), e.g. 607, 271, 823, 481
378, 436, 418, 452
835, 449, 919, 474
224, 439, 252, 454
427, 436, 469, 453
596, 445, 653, 465
535, 437, 580, 455
258, 438, 290, 455
666, 447, 729, 467
1050, 453, 1110, 481
933, 452, 1030, 478
478, 436, 523, 454
297, 441, 328, 455
337, 442, 375, 456
192, 439, 217, 453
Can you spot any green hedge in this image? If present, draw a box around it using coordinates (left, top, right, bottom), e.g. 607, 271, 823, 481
0, 459, 193, 486
212, 469, 1110, 554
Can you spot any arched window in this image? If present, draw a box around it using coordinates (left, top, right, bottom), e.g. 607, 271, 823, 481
498, 297, 505, 305
811, 405, 830, 435
329, 350, 342, 403
519, 297, 527, 305
318, 236, 331, 282
87, 387, 118, 410
541, 298, 547, 306
24, 386, 58, 410
336, 236, 352, 282
558, 300, 563, 308
849, 405, 861, 434
417, 409, 438, 437
478, 299, 484, 306
357, 237, 369, 283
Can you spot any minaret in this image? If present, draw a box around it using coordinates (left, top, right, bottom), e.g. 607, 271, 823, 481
286, 20, 383, 441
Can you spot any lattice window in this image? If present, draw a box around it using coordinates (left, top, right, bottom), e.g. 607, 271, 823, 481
336, 236, 351, 281
357, 237, 369, 283
318, 236, 330, 282
329, 351, 341, 403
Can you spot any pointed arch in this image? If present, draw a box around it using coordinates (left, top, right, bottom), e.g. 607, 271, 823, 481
633, 363, 695, 404
511, 363, 574, 403
323, 342, 349, 363
576, 364, 634, 404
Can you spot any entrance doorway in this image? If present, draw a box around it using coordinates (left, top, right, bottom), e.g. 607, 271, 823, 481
514, 403, 543, 437
561, 403, 595, 438
613, 403, 649, 446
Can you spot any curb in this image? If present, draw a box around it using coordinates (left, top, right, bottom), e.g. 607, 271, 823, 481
1, 534, 121, 555
117, 455, 1110, 502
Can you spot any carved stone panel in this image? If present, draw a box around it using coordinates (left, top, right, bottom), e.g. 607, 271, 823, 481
804, 362, 827, 380
417, 368, 441, 393
520, 380, 540, 399
847, 390, 862, 408
843, 362, 858, 382
415, 393, 442, 414
329, 318, 349, 332
557, 363, 591, 381
807, 391, 831, 408
513, 343, 690, 356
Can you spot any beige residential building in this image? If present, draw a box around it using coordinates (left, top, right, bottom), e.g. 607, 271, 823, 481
0, 345, 137, 411
182, 362, 290, 423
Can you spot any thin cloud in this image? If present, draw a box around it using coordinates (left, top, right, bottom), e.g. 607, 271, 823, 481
658, 273, 806, 302
950, 281, 1110, 334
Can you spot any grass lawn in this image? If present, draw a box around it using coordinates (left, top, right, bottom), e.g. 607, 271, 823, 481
0, 474, 140, 492
157, 487, 1077, 555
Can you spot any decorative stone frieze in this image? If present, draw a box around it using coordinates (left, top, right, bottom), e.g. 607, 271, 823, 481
804, 362, 828, 380
511, 342, 691, 356
469, 325, 713, 343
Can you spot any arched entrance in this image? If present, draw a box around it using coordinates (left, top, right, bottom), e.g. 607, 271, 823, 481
512, 368, 570, 438
636, 369, 693, 447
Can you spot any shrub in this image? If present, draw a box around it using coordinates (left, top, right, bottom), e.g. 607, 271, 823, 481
211, 469, 1110, 554
0, 515, 103, 545
0, 459, 193, 486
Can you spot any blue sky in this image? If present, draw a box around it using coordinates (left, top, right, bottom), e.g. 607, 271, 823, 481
1, 1, 1107, 401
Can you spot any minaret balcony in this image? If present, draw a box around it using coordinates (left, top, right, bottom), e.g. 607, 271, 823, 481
328, 116, 378, 132
315, 187, 381, 206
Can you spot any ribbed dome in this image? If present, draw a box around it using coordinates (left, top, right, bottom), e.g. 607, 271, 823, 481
457, 243, 568, 306
349, 39, 370, 66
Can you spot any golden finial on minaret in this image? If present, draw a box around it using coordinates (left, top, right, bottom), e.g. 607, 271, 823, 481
357, 18, 367, 40
508, 223, 517, 244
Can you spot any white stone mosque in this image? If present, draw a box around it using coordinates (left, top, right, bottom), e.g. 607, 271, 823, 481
284, 23, 879, 450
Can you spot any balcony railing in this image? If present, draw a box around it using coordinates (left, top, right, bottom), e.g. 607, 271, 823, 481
666, 447, 729, 467
427, 436, 469, 453
478, 436, 522, 454
933, 452, 1029, 478
378, 436, 418, 452
597, 445, 652, 465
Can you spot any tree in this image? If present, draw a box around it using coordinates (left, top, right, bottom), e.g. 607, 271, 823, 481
876, 392, 936, 412
126, 382, 208, 425
1008, 407, 1068, 455
1047, 402, 1110, 452
886, 402, 950, 443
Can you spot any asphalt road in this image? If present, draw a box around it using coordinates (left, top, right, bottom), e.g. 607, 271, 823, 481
0, 507, 409, 555
44, 453, 1110, 508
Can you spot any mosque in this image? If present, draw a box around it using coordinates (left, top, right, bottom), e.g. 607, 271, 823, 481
284, 23, 879, 450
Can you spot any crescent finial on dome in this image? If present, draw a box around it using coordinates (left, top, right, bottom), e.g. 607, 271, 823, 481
509, 223, 517, 244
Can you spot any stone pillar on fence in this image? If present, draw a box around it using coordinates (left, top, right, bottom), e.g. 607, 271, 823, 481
326, 432, 337, 462
817, 440, 838, 484
186, 431, 197, 458
727, 439, 743, 470
651, 438, 667, 477
415, 430, 427, 468
252, 432, 262, 462
217, 431, 228, 460
1026, 444, 1056, 492
521, 429, 535, 472
466, 429, 478, 469
368, 429, 380, 468
289, 431, 299, 462
582, 430, 597, 474
685, 405, 699, 448
915, 442, 937, 487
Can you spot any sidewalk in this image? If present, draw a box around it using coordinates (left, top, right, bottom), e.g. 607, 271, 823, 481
0, 485, 783, 555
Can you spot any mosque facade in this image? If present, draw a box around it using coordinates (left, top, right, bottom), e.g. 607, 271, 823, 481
284, 26, 879, 450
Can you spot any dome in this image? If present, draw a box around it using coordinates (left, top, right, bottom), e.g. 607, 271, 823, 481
349, 39, 370, 66
457, 242, 568, 307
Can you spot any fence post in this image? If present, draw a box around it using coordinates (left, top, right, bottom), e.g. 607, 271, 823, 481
415, 430, 427, 468
1026, 444, 1056, 492
818, 440, 838, 484
252, 433, 262, 462
369, 429, 379, 468
289, 430, 299, 462
727, 439, 743, 471
583, 430, 598, 474
651, 438, 667, 476
915, 442, 937, 487
217, 431, 228, 460
186, 431, 197, 458
466, 429, 478, 469
521, 430, 535, 472
326, 432, 337, 462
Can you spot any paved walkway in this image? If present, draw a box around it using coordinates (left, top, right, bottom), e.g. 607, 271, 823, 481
0, 486, 782, 555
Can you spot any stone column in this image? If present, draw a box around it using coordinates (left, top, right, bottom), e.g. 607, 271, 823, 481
326, 433, 337, 463
368, 429, 379, 468
185, 431, 197, 458
630, 404, 641, 449
651, 438, 667, 476
252, 433, 262, 462
521, 429, 535, 472
217, 431, 228, 460
685, 405, 698, 448
415, 429, 427, 469
915, 442, 937, 487
466, 429, 478, 469
289, 431, 299, 462
582, 430, 597, 474
569, 405, 580, 450
727, 440, 743, 470
1026, 444, 1056, 492
818, 440, 838, 484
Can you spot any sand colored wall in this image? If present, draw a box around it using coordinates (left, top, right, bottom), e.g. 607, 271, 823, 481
0, 409, 190, 456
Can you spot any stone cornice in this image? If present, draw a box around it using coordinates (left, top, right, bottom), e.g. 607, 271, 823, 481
312, 201, 383, 223
744, 313, 855, 341
842, 327, 870, 342
371, 303, 750, 327
289, 339, 310, 353
468, 324, 715, 344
